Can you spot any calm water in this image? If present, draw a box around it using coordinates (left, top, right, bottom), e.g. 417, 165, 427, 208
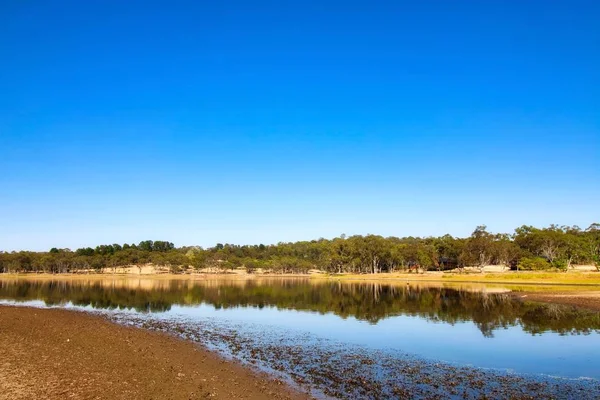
1, 277, 600, 398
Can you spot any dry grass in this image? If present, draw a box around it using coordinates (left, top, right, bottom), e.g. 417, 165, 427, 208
3, 269, 600, 287
310, 271, 600, 286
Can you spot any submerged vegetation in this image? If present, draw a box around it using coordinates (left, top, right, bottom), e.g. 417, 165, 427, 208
1, 224, 599, 274
1, 278, 599, 337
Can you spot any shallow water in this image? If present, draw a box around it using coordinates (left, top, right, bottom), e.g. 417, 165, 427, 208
1, 277, 599, 398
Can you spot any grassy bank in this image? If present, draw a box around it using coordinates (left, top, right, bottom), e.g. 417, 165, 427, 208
2, 270, 600, 286
310, 271, 600, 286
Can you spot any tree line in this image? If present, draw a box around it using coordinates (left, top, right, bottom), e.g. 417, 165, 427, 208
1, 224, 599, 274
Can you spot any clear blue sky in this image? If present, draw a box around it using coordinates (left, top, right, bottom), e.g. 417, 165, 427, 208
1, 1, 598, 251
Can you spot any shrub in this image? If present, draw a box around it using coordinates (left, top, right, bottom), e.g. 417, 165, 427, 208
245, 260, 257, 274
169, 264, 184, 274
551, 258, 568, 271
517, 257, 551, 271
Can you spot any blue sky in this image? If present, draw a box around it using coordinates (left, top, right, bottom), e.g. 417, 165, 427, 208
1, 1, 598, 251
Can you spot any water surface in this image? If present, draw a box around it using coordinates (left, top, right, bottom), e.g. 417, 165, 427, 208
1, 277, 599, 398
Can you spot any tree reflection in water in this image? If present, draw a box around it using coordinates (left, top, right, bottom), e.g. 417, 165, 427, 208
1, 278, 599, 337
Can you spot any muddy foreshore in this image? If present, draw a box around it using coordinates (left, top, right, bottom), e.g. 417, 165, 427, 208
0, 306, 307, 400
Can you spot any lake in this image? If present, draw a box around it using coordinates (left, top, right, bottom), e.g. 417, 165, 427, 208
1, 276, 599, 399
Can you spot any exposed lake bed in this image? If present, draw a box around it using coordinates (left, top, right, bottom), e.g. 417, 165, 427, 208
0, 305, 306, 400
1, 277, 600, 399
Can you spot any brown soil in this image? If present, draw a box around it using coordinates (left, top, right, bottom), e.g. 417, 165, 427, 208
511, 291, 600, 311
0, 306, 309, 400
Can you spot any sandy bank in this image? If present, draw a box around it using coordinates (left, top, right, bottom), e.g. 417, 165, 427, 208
0, 306, 308, 400
511, 291, 600, 312
4, 269, 600, 284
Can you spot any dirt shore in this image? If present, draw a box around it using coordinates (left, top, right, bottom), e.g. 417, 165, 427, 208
0, 306, 308, 400
511, 290, 600, 311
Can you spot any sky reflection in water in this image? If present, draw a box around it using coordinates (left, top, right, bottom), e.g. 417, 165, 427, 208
165, 303, 600, 379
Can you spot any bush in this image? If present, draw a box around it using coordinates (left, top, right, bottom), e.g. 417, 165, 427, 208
169, 264, 184, 274
593, 255, 600, 271
517, 257, 551, 271
551, 258, 568, 271
245, 260, 257, 274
